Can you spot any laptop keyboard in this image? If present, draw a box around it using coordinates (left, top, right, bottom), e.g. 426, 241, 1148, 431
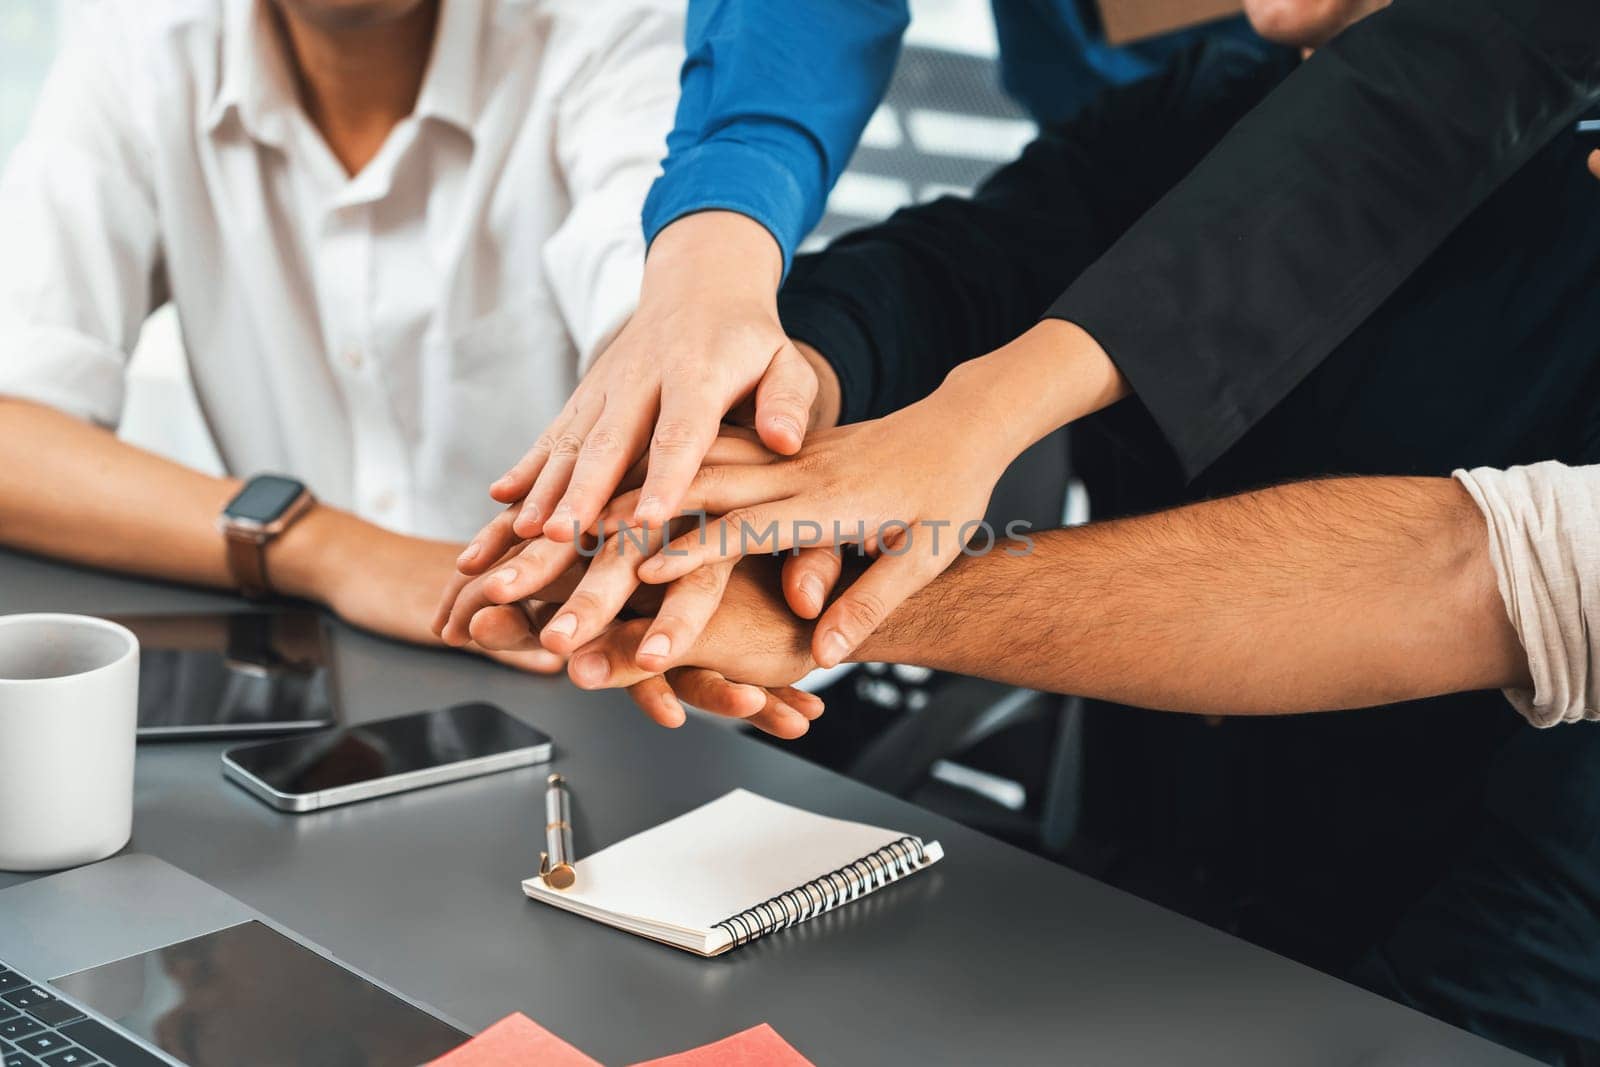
0, 962, 166, 1067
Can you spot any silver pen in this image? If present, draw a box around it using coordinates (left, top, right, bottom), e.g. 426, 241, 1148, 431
539, 773, 576, 890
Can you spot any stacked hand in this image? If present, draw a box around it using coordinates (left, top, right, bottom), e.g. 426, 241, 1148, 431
433, 216, 1112, 738
435, 369, 1018, 737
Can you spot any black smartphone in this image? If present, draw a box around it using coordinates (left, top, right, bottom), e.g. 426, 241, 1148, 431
110, 610, 337, 740
221, 702, 554, 812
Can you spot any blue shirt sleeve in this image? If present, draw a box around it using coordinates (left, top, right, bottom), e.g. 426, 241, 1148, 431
640, 0, 910, 274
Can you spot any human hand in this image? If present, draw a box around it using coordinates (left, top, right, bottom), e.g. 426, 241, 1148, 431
440, 427, 837, 668
449, 428, 776, 598
459, 560, 825, 739
1590, 149, 1600, 182
637, 319, 1127, 668
479, 212, 832, 550
569, 557, 818, 686
633, 388, 1015, 670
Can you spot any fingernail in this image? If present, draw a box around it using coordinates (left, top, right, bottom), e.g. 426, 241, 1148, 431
546, 613, 577, 638
820, 631, 851, 667
522, 501, 543, 524
457, 543, 481, 566
638, 633, 671, 660
800, 575, 824, 607
662, 694, 685, 723
771, 415, 801, 438
636, 494, 663, 520
551, 502, 573, 521
573, 652, 608, 685
493, 566, 519, 587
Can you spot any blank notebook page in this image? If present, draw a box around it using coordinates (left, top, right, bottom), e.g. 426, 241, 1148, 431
522, 790, 942, 955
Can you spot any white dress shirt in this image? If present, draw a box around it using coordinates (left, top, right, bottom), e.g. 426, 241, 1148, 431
1456, 461, 1600, 728
0, 0, 683, 540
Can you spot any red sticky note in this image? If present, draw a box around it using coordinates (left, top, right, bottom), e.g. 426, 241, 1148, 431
429, 1013, 603, 1067
628, 1024, 815, 1067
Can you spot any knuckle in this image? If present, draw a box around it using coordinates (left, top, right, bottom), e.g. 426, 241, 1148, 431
761, 386, 811, 412
651, 418, 702, 457
837, 590, 889, 631
690, 463, 726, 497
551, 431, 585, 459
676, 565, 725, 595
563, 590, 602, 617
581, 426, 624, 459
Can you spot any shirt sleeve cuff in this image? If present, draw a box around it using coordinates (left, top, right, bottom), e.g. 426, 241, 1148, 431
1453, 464, 1600, 729
642, 141, 812, 278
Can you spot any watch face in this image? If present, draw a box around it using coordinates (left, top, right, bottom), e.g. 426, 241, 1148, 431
226, 475, 306, 524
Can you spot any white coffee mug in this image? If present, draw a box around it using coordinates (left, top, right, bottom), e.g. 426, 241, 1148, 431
0, 613, 139, 871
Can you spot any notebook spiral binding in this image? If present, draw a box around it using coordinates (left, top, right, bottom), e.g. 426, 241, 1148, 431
713, 835, 929, 949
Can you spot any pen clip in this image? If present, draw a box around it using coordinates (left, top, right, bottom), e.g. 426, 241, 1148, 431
539, 851, 551, 878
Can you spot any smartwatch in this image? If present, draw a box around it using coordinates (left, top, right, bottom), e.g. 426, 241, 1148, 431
218, 475, 316, 599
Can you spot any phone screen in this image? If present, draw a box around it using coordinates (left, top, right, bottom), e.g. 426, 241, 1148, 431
224, 702, 548, 795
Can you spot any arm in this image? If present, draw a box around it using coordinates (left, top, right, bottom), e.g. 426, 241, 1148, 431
567, 474, 1529, 718
597, 47, 1291, 668
1051, 0, 1600, 479
639, 0, 909, 272
469, 0, 910, 544
858, 477, 1526, 714
0, 398, 522, 660
777, 41, 1292, 425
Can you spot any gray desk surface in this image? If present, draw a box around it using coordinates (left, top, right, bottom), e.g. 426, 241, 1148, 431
0, 550, 1533, 1066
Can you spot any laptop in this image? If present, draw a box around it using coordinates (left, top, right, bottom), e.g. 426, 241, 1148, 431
0, 855, 468, 1066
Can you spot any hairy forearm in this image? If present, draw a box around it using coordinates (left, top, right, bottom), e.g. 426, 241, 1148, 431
0, 397, 368, 598
859, 476, 1528, 714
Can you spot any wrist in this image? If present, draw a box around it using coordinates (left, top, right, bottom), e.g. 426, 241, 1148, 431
264, 503, 372, 605
939, 319, 1128, 460
642, 211, 784, 307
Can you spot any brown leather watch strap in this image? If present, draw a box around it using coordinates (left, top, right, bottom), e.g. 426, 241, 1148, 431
220, 483, 315, 599
225, 529, 272, 600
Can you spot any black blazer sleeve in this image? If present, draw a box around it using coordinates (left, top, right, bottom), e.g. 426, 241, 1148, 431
778, 42, 1291, 424
1049, 0, 1600, 478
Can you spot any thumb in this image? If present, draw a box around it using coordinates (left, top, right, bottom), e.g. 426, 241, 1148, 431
812, 524, 960, 668
754, 343, 818, 455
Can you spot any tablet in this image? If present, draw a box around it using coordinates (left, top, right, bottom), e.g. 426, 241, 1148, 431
109, 611, 338, 740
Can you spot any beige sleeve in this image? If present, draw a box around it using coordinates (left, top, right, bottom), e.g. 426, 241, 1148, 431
1453, 462, 1600, 727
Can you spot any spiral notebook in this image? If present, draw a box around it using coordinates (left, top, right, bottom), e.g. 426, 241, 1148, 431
521, 790, 943, 956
